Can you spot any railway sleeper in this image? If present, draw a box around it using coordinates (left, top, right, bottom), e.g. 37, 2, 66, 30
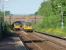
23, 40, 47, 43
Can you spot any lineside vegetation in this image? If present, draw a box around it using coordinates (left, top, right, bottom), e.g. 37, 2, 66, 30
34, 0, 66, 37
0, 10, 12, 39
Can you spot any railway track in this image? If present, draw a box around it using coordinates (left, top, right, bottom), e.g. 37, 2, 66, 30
17, 31, 66, 50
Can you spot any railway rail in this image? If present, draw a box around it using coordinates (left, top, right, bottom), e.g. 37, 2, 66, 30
16, 31, 66, 50
35, 31, 66, 40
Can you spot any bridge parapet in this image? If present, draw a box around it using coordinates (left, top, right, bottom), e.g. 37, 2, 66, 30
5, 16, 43, 25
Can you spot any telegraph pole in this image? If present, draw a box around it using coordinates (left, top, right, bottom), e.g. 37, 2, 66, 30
0, 0, 5, 32
2, 0, 8, 31
61, 6, 64, 29
35, 15, 36, 24
58, 5, 64, 29
10, 15, 11, 25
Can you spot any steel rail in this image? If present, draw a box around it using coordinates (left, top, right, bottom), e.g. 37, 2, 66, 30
17, 31, 66, 50
33, 32, 66, 48
21, 32, 43, 50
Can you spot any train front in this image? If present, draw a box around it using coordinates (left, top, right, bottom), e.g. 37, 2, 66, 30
13, 21, 23, 31
23, 22, 33, 32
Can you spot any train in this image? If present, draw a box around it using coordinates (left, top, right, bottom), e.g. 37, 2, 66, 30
13, 21, 33, 32
23, 22, 33, 32
13, 21, 23, 31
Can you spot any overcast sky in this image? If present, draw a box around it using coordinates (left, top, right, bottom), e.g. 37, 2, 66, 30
0, 0, 43, 15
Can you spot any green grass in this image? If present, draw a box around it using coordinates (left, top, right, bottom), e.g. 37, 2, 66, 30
33, 24, 66, 37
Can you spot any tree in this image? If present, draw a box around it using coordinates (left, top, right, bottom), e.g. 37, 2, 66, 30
35, 0, 66, 28
5, 11, 11, 16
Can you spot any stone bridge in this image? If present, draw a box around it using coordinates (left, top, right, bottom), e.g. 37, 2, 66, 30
5, 16, 42, 25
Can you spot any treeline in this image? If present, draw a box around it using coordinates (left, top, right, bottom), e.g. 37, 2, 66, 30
35, 0, 66, 29
34, 0, 66, 37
